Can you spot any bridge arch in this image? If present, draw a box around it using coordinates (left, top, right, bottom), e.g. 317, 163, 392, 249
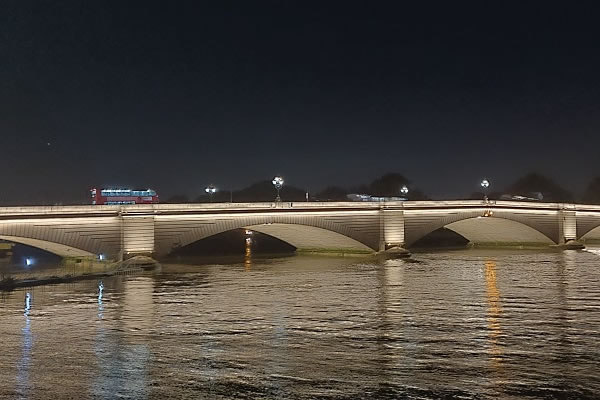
154, 212, 380, 256
576, 212, 600, 241
0, 235, 96, 258
245, 223, 373, 252
580, 225, 600, 242
0, 217, 122, 259
405, 208, 559, 246
167, 224, 373, 255
444, 218, 555, 245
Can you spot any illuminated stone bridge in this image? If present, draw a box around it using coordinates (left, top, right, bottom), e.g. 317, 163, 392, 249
1, 200, 600, 260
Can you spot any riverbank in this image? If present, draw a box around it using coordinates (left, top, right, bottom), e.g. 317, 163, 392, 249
0, 256, 160, 291
0, 271, 119, 290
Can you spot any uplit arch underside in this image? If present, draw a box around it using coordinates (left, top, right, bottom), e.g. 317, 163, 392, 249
0, 235, 95, 257
576, 211, 600, 241
0, 216, 122, 258
404, 207, 560, 246
581, 225, 600, 242
444, 218, 554, 244
245, 223, 373, 252
154, 210, 381, 256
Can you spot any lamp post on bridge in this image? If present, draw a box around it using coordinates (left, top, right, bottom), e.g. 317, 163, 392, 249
205, 184, 217, 202
272, 176, 284, 202
480, 179, 490, 202
400, 185, 409, 199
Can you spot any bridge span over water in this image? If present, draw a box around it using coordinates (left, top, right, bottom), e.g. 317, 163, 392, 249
1, 200, 600, 260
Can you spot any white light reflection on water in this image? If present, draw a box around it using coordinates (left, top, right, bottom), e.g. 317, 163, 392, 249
16, 293, 32, 400
583, 245, 600, 257
97, 281, 104, 319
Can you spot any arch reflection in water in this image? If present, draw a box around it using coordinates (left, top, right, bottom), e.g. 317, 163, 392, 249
556, 250, 575, 364
485, 260, 503, 365
17, 292, 33, 398
92, 278, 153, 399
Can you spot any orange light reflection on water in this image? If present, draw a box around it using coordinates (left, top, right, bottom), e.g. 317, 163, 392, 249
485, 260, 503, 365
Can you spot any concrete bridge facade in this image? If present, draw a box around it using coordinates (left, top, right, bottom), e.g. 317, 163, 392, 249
1, 200, 600, 260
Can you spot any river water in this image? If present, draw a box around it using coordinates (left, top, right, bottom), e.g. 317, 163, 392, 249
1, 249, 599, 399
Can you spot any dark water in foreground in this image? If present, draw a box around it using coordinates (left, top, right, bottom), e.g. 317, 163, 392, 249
1, 249, 600, 399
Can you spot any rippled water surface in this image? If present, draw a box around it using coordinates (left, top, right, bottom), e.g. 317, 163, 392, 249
1, 249, 600, 399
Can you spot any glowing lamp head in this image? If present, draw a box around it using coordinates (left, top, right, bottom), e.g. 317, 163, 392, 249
25, 258, 34, 266
400, 185, 409, 195
205, 185, 217, 194
272, 176, 284, 189
480, 179, 490, 189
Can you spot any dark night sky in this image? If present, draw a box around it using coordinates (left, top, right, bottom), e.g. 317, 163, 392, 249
1, 1, 599, 204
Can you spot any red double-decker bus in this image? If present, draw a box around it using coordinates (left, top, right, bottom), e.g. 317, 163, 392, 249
90, 188, 159, 205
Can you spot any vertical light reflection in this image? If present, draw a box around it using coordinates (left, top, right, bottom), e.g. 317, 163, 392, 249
120, 278, 153, 398
378, 261, 405, 385
244, 236, 252, 271
557, 251, 574, 362
93, 281, 109, 399
97, 281, 104, 319
268, 313, 289, 396
485, 260, 503, 365
16, 292, 33, 399
93, 278, 153, 399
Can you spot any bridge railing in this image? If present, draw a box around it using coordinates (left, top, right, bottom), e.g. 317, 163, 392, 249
2, 200, 600, 216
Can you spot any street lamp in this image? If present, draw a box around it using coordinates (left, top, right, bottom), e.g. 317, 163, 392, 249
400, 185, 409, 197
480, 179, 490, 202
272, 176, 284, 202
205, 184, 217, 202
